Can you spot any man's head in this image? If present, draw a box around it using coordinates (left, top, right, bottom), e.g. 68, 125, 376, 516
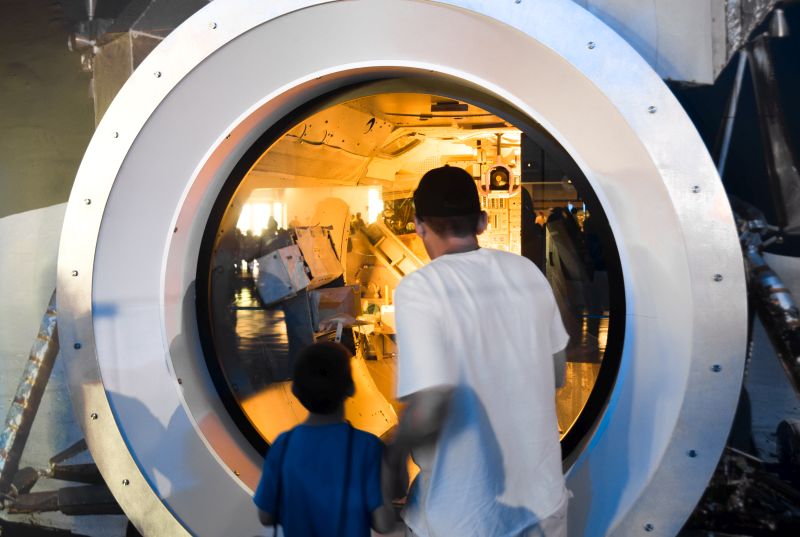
413, 166, 488, 256
291, 342, 355, 415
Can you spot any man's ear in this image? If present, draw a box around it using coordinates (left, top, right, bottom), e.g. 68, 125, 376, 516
476, 211, 489, 235
414, 216, 426, 239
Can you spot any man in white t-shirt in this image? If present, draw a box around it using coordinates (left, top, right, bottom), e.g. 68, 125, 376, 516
385, 166, 570, 537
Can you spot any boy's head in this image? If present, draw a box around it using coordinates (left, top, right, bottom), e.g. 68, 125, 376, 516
413, 165, 487, 238
291, 342, 355, 414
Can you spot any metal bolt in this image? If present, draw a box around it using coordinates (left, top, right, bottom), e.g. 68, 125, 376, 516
233, 469, 241, 477
210, 22, 218, 29
691, 185, 701, 193
84, 198, 92, 205
174, 227, 178, 233
713, 274, 724, 282
122, 479, 130, 486
515, 0, 522, 4
177, 378, 183, 385
644, 523, 655, 532
647, 106, 657, 114
711, 364, 722, 372
687, 449, 698, 458
74, 343, 82, 350
71, 270, 79, 277
113, 131, 119, 139
90, 412, 98, 420
154, 71, 162, 78
587, 41, 596, 50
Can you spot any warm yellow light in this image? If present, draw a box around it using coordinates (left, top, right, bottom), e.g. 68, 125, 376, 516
236, 204, 252, 232
367, 188, 383, 224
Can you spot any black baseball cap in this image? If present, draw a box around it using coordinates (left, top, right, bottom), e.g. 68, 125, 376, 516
413, 166, 481, 217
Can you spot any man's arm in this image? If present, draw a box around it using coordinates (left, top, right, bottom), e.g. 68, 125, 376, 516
553, 349, 566, 389
384, 386, 454, 497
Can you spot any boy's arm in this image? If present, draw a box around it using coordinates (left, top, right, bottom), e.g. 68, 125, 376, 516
258, 510, 274, 527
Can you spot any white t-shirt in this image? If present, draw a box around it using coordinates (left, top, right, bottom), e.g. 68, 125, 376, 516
395, 248, 569, 537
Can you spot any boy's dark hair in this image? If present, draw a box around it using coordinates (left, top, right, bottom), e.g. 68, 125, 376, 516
291, 342, 354, 414
416, 213, 482, 238
413, 166, 482, 238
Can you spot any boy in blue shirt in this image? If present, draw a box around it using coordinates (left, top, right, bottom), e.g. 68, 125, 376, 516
254, 342, 398, 536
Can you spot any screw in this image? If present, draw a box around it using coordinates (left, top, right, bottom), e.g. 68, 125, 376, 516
233, 469, 241, 477
122, 479, 130, 486
154, 71, 162, 78
113, 131, 119, 139
647, 106, 657, 114
71, 270, 79, 277
515, 0, 522, 3
692, 185, 701, 193
713, 274, 723, 282
711, 364, 722, 372
74, 343, 82, 350
84, 198, 92, 205
177, 378, 183, 385
587, 41, 596, 49
210, 22, 218, 29
90, 412, 98, 420
644, 523, 655, 532
687, 449, 698, 458
174, 227, 178, 233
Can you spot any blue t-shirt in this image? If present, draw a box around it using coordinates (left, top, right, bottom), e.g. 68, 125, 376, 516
253, 423, 384, 537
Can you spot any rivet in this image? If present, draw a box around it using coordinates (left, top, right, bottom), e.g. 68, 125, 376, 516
711, 364, 722, 373
587, 41, 596, 50
692, 185, 701, 193
209, 22, 218, 29
647, 106, 657, 114
74, 343, 82, 350
90, 412, 98, 420
233, 469, 241, 477
644, 523, 655, 532
687, 449, 698, 458
177, 378, 183, 385
112, 131, 119, 139
174, 227, 178, 233
71, 270, 79, 277
713, 274, 723, 282
154, 71, 162, 78
84, 198, 92, 205
515, 0, 522, 3
122, 479, 130, 486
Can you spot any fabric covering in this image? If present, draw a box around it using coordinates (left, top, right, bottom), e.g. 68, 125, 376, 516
395, 248, 569, 537
253, 423, 384, 537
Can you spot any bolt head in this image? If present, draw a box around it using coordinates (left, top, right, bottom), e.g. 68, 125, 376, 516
587, 41, 596, 49
711, 364, 722, 372
644, 523, 655, 532
177, 378, 183, 385
713, 274, 724, 282
692, 185, 701, 193
90, 412, 98, 420
687, 449, 698, 458
647, 106, 657, 114
71, 270, 79, 277
154, 71, 162, 78
122, 479, 130, 486
112, 131, 119, 139
84, 198, 92, 205
73, 343, 82, 350
210, 21, 218, 29
234, 469, 241, 477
